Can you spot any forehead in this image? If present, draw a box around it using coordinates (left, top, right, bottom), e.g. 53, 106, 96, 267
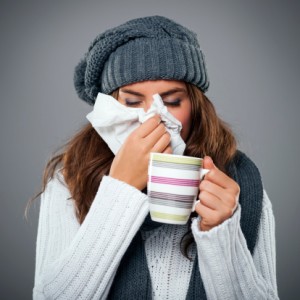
120, 80, 187, 93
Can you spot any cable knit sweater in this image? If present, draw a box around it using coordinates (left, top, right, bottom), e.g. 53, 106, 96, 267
33, 172, 279, 299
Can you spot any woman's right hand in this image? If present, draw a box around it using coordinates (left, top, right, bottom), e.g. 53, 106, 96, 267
109, 115, 172, 190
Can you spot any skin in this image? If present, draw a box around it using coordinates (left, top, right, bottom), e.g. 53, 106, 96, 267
117, 80, 192, 141
109, 80, 239, 231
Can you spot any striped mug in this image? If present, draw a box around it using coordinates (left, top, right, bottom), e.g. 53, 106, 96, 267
147, 153, 209, 225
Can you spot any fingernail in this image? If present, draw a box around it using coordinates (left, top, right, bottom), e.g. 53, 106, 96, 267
205, 156, 213, 164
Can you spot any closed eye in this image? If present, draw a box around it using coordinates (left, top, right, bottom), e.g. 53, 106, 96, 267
163, 99, 181, 107
125, 99, 142, 107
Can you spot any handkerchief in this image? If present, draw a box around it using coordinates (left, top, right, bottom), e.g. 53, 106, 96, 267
86, 93, 186, 155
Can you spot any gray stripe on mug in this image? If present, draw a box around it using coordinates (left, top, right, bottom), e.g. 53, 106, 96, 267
152, 160, 200, 171
149, 191, 195, 202
149, 197, 193, 208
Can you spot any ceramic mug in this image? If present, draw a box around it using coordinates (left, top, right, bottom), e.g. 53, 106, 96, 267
147, 152, 209, 225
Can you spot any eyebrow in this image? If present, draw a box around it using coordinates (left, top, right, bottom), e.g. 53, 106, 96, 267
119, 87, 187, 97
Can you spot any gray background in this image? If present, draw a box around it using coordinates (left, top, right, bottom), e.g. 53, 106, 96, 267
0, 0, 299, 299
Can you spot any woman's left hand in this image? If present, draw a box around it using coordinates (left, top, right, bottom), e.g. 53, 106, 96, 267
194, 156, 240, 231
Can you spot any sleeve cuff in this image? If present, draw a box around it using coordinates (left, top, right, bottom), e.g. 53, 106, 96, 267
191, 204, 241, 240
97, 175, 149, 210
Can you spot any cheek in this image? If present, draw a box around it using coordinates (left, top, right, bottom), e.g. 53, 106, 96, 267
169, 104, 192, 141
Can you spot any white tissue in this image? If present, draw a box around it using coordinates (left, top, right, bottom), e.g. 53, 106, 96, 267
86, 92, 186, 155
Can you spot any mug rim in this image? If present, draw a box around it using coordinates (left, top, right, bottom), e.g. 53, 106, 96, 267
150, 152, 203, 161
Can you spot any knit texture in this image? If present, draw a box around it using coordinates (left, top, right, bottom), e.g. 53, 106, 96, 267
33, 169, 278, 299
141, 224, 196, 298
141, 200, 278, 300
107, 151, 263, 299
74, 16, 209, 105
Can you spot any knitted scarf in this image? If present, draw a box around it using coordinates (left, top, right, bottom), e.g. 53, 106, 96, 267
107, 151, 263, 299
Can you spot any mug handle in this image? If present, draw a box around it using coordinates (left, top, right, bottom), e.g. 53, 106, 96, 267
200, 168, 209, 180
192, 200, 200, 212
192, 168, 210, 212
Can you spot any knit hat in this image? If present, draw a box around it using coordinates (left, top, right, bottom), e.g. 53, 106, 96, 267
74, 15, 209, 105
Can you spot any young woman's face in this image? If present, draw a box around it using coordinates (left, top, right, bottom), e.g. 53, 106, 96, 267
117, 80, 192, 141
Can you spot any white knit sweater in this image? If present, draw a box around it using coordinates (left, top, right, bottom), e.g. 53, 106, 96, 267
33, 172, 279, 299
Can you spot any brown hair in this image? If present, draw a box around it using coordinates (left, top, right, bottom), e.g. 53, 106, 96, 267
27, 83, 237, 257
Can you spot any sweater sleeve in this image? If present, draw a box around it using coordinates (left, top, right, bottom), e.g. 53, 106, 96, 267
191, 190, 279, 300
33, 173, 149, 300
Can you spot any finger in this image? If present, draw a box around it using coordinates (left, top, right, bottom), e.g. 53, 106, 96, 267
200, 179, 239, 207
135, 115, 161, 138
194, 202, 214, 219
196, 203, 226, 231
163, 145, 172, 154
199, 190, 221, 210
203, 156, 237, 190
203, 156, 216, 170
200, 179, 225, 200
151, 132, 171, 153
143, 123, 167, 148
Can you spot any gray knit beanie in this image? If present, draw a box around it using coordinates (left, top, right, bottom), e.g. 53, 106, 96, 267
74, 15, 209, 105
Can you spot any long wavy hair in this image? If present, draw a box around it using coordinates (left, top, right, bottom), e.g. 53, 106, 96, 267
27, 82, 237, 258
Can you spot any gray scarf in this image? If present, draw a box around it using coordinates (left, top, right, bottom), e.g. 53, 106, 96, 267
108, 151, 263, 299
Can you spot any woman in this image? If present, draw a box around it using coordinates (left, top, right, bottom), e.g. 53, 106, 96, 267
32, 16, 279, 299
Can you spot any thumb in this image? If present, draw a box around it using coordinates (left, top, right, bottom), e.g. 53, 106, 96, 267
203, 156, 217, 170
